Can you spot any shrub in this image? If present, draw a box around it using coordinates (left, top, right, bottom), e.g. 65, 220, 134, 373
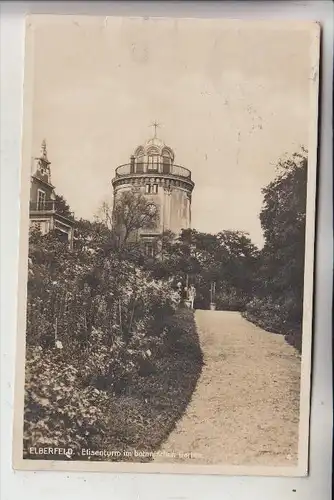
24, 229, 192, 458
215, 287, 249, 311
99, 309, 204, 460
243, 295, 303, 353
23, 346, 111, 458
27, 239, 179, 351
23, 310, 203, 460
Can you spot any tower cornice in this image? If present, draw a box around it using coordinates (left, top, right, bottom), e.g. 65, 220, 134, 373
111, 173, 194, 193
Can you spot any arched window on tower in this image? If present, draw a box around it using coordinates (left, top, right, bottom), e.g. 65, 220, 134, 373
146, 147, 160, 172
134, 146, 145, 173
162, 155, 171, 174
162, 148, 173, 174
147, 155, 159, 171
136, 156, 144, 173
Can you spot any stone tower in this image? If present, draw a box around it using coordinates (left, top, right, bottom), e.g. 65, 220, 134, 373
111, 127, 194, 251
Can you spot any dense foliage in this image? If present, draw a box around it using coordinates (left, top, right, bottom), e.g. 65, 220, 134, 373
144, 228, 259, 311
24, 308, 203, 460
244, 151, 308, 352
54, 193, 74, 220
24, 223, 203, 458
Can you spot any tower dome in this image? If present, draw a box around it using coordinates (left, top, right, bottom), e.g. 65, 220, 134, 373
133, 135, 175, 163
145, 136, 164, 148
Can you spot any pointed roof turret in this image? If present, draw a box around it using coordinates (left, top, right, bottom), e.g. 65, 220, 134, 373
33, 138, 53, 185
39, 139, 51, 165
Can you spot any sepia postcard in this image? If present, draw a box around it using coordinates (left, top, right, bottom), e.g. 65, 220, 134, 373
13, 14, 320, 476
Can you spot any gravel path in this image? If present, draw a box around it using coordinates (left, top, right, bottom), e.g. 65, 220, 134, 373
154, 310, 301, 466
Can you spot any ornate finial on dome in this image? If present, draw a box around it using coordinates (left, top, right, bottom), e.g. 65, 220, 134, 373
150, 121, 161, 139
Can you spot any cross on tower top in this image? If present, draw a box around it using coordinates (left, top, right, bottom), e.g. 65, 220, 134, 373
150, 121, 161, 138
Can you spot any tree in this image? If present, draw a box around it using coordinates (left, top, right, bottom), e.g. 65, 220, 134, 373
245, 149, 308, 351
55, 194, 73, 219
259, 150, 307, 299
73, 218, 113, 256
216, 230, 259, 260
111, 188, 159, 247
95, 201, 113, 231
144, 227, 259, 310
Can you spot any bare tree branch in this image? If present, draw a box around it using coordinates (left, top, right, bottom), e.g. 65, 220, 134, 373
109, 188, 159, 246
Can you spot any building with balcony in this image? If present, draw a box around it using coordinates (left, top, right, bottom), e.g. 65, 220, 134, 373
29, 141, 75, 248
111, 127, 195, 253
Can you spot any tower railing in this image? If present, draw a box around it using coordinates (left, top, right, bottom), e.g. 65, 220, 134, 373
115, 163, 192, 179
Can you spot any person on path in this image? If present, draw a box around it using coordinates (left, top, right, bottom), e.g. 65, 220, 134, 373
188, 285, 196, 309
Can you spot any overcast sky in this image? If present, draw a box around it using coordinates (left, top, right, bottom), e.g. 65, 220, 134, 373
28, 16, 314, 247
